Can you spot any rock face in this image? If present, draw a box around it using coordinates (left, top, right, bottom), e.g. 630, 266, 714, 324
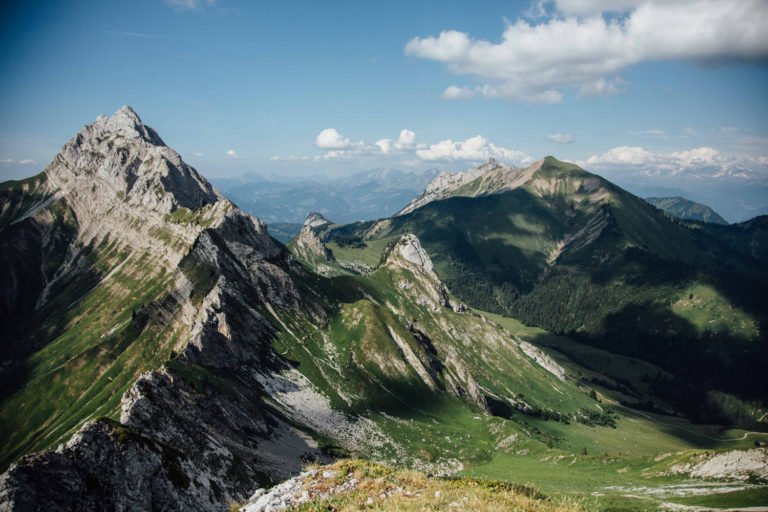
42, 105, 224, 256
396, 161, 492, 216
303, 212, 332, 230
0, 419, 197, 511
669, 448, 768, 481
396, 158, 550, 216
290, 213, 339, 276
383, 234, 451, 311
395, 233, 435, 273
0, 105, 229, 340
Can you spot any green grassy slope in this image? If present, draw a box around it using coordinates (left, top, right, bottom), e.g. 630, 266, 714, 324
287, 238, 768, 510
0, 179, 197, 469
315, 157, 768, 430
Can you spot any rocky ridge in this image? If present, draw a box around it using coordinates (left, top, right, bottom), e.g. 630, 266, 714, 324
396, 156, 611, 218
396, 158, 498, 215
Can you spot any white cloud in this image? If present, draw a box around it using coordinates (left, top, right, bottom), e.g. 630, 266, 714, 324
547, 133, 575, 144
190, 152, 203, 157
0, 158, 37, 166
315, 128, 356, 149
225, 149, 243, 159
398, 129, 416, 146
274, 128, 530, 166
374, 139, 392, 154
314, 127, 419, 159
443, 85, 475, 100
669, 147, 721, 167
405, 0, 768, 103
415, 135, 533, 165
585, 146, 655, 166
164, 0, 216, 10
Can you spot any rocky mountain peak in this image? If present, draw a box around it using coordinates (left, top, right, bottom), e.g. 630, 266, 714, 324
303, 212, 332, 229
45, 106, 222, 217
92, 105, 165, 146
383, 233, 455, 311
397, 159, 520, 216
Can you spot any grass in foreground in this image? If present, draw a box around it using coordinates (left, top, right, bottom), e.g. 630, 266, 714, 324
280, 460, 584, 511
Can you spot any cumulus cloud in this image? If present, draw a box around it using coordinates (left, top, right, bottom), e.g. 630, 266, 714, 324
315, 128, 357, 149
372, 130, 416, 155
274, 128, 531, 166
374, 139, 392, 154
585, 146, 656, 166
405, 0, 768, 102
547, 133, 575, 144
416, 135, 533, 165
225, 149, 243, 159
398, 129, 416, 146
0, 158, 37, 166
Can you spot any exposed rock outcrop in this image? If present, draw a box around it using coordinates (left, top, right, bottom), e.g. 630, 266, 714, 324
384, 234, 451, 311
669, 448, 768, 482
291, 213, 338, 275
396, 158, 545, 215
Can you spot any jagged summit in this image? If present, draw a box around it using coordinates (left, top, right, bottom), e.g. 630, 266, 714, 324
303, 212, 332, 229
397, 156, 609, 216
92, 105, 166, 146
45, 106, 222, 218
398, 157, 535, 215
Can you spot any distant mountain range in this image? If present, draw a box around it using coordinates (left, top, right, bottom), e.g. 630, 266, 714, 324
213, 160, 765, 244
593, 168, 768, 223
646, 196, 728, 225
214, 168, 440, 225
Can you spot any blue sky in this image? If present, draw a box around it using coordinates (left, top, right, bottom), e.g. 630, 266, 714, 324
1, 0, 767, 181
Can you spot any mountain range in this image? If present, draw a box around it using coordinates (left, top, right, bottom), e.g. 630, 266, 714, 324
213, 168, 440, 241
0, 107, 766, 511
645, 196, 728, 225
